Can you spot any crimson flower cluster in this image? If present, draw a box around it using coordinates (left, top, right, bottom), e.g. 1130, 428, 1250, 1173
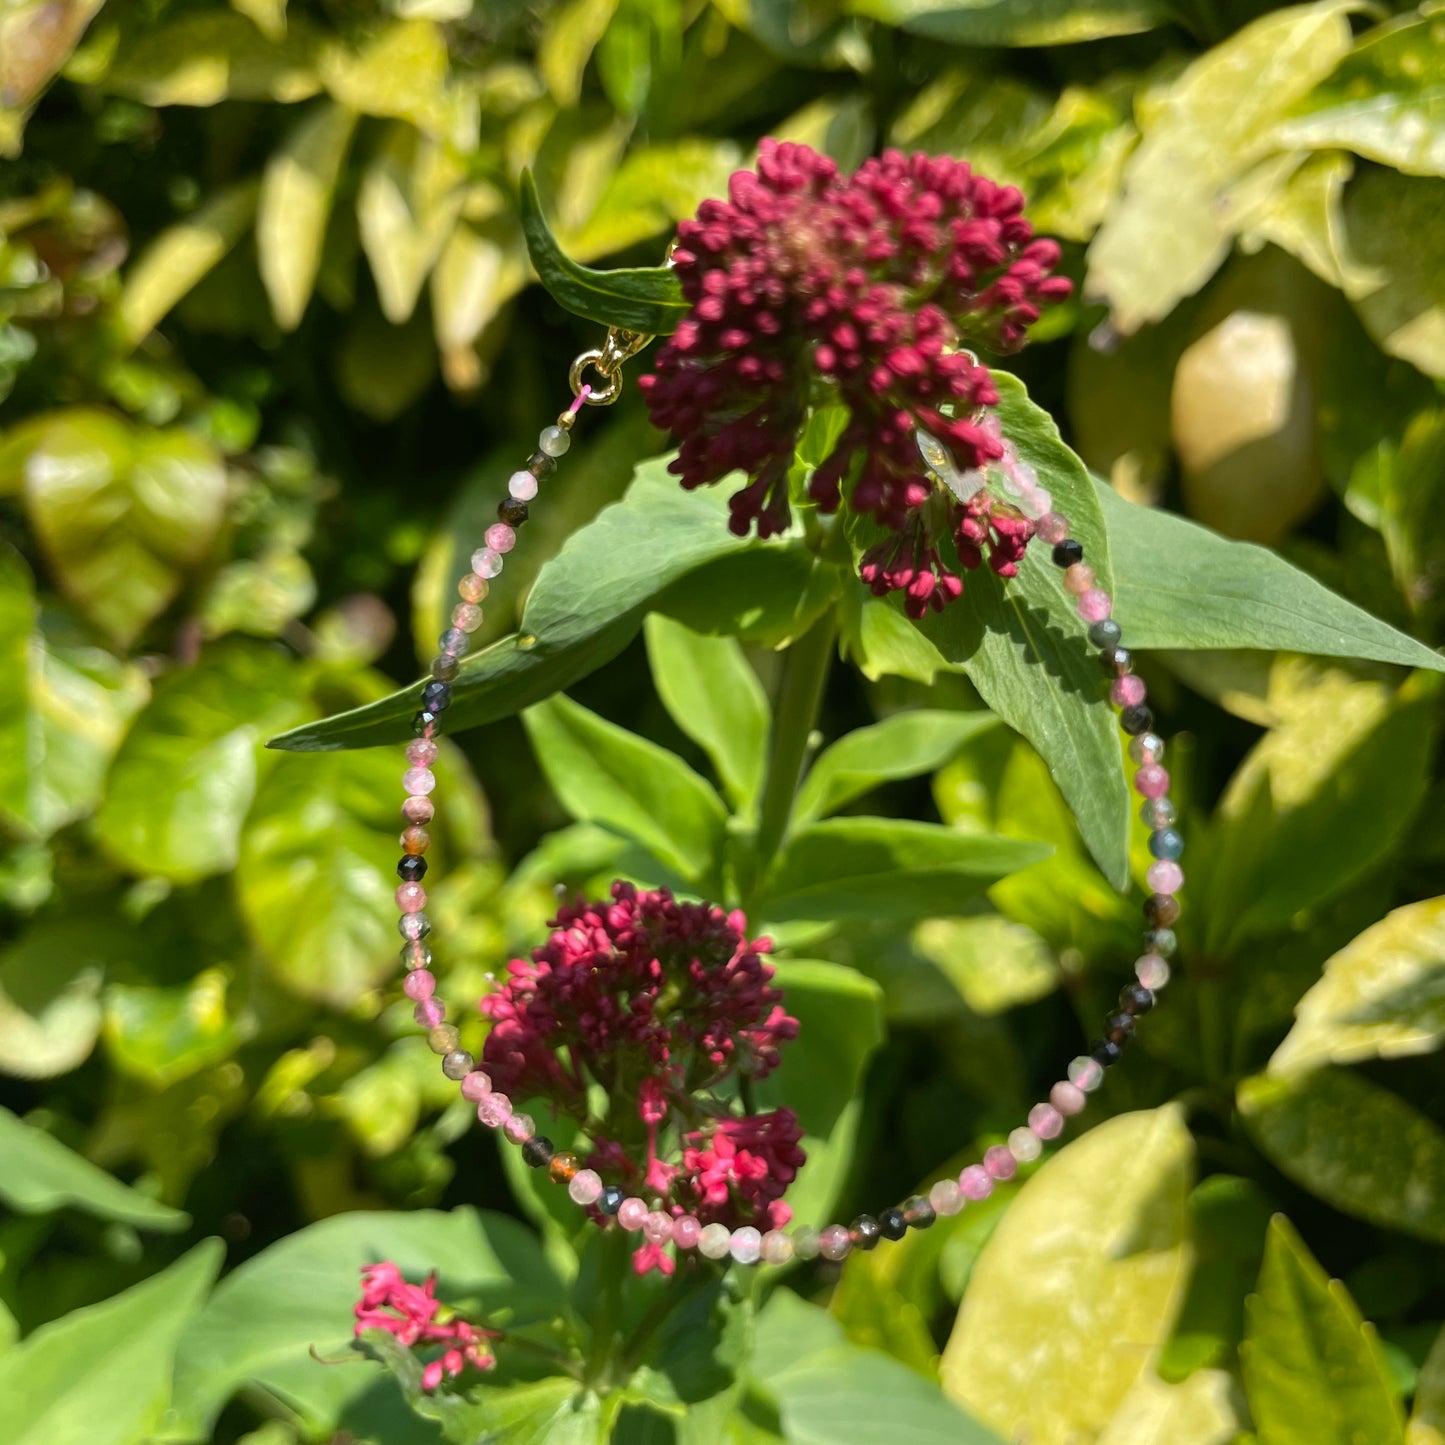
638, 139, 1071, 615
479, 882, 802, 1273
354, 1262, 498, 1392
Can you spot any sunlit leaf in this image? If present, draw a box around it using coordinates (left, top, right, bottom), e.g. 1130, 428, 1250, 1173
1096, 1369, 1240, 1445
849, 0, 1168, 47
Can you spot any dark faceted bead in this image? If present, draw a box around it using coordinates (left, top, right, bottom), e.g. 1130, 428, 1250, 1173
902, 1195, 936, 1230
1090, 1037, 1124, 1067
1144, 893, 1181, 927
1120, 983, 1155, 1016
1105, 1011, 1136, 1045
397, 855, 427, 883
1144, 927, 1178, 958
521, 1136, 555, 1169
527, 450, 557, 478
879, 1208, 908, 1242
412, 709, 439, 737
498, 497, 530, 527
598, 1184, 625, 1215
431, 654, 459, 682
1099, 645, 1133, 676
421, 680, 452, 713
1052, 539, 1084, 569
1088, 619, 1123, 649
1119, 704, 1154, 736
850, 1215, 882, 1251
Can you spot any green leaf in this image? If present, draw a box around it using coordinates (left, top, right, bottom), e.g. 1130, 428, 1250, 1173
237, 743, 438, 1007
1241, 1215, 1405, 1445
915, 373, 1128, 888
170, 1208, 564, 1439
848, 0, 1168, 46
103, 969, 243, 1088
0, 548, 150, 839
270, 458, 761, 751
794, 709, 998, 825
0, 915, 111, 1079
644, 614, 770, 812
941, 1107, 1194, 1445
318, 18, 451, 135
119, 182, 261, 345
0, 1104, 188, 1230
1096, 1369, 1241, 1445
258, 100, 358, 330
838, 585, 953, 684
0, 1240, 222, 1445
1269, 896, 1445, 1077
523, 693, 728, 888
755, 959, 884, 1227
911, 914, 1059, 1016
519, 169, 686, 333
758, 817, 1049, 923
1098, 480, 1445, 669
538, 0, 620, 106
1410, 1323, 1445, 1445
22, 413, 228, 647
1239, 1068, 1445, 1246
1085, 2, 1357, 332
1278, 14, 1445, 178
96, 643, 303, 883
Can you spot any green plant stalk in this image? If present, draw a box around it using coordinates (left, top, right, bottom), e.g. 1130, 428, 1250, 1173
752, 610, 838, 878
586, 1226, 633, 1391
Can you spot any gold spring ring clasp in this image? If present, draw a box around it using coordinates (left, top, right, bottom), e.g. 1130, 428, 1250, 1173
568, 326, 654, 406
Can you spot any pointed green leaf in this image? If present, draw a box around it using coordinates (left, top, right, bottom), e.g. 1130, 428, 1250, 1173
644, 614, 770, 811
941, 1107, 1194, 1445
523, 693, 728, 888
1241, 1215, 1404, 1445
848, 0, 1168, 46
519, 169, 686, 333
0, 1104, 188, 1230
0, 1241, 222, 1445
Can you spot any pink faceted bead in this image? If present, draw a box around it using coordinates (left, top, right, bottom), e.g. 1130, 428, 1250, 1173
929, 1178, 964, 1217
617, 1197, 648, 1232
819, 1224, 852, 1262
644, 1210, 673, 1244
402, 795, 434, 824
1029, 1103, 1065, 1140
1110, 675, 1147, 709
402, 767, 435, 796
477, 1092, 512, 1128
458, 572, 488, 603
1137, 954, 1172, 990
508, 469, 538, 501
1147, 860, 1184, 894
959, 1164, 994, 1200
406, 738, 439, 766
414, 998, 444, 1028
672, 1215, 702, 1250
1062, 563, 1095, 596
569, 1169, 603, 1206
1134, 764, 1170, 799
396, 882, 426, 913
402, 969, 435, 1002
460, 1071, 492, 1102
1050, 1081, 1087, 1116
1036, 512, 1070, 545
485, 523, 516, 554
503, 1112, 534, 1144
471, 547, 503, 578
1078, 589, 1113, 623
983, 1145, 1017, 1181
452, 603, 482, 632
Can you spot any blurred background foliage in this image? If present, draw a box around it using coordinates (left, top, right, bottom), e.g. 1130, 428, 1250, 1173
5, 0, 1445, 1442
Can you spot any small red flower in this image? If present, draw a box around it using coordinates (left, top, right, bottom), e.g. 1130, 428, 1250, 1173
353, 1263, 499, 1392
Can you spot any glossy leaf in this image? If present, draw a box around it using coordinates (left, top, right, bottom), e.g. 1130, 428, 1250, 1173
1241, 1215, 1405, 1445
794, 708, 998, 825
1271, 896, 1445, 1077
519, 169, 686, 333
170, 1208, 564, 1438
941, 1107, 1194, 1445
0, 1241, 222, 1445
0, 1104, 187, 1230
96, 643, 303, 882
258, 101, 358, 330
1239, 1067, 1445, 1245
758, 816, 1049, 923
848, 0, 1168, 46
1085, 2, 1356, 332
644, 614, 770, 811
523, 693, 729, 888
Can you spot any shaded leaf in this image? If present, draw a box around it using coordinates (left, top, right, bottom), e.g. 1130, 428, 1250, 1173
1410, 1324, 1445, 1445
1241, 1215, 1405, 1445
941, 1108, 1194, 1445
0, 915, 110, 1079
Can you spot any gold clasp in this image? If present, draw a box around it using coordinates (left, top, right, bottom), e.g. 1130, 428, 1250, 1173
568, 325, 653, 406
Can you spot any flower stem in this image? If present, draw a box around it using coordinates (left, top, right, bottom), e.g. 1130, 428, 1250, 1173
752, 610, 838, 880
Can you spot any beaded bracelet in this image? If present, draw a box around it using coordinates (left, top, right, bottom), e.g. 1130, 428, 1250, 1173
391, 326, 1182, 1271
